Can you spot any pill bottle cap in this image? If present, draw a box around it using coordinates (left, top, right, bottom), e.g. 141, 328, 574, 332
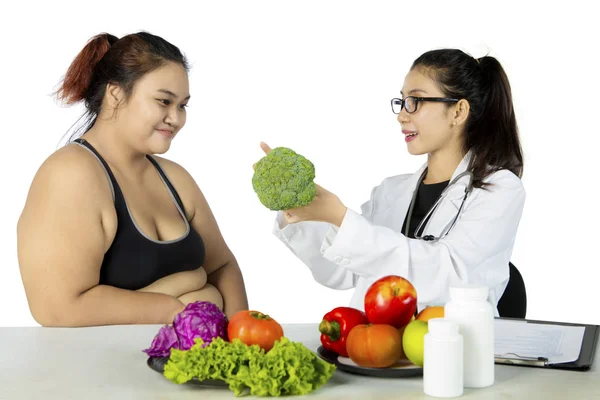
428, 318, 459, 336
449, 284, 489, 301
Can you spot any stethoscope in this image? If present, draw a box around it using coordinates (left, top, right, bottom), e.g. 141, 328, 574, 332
404, 169, 474, 242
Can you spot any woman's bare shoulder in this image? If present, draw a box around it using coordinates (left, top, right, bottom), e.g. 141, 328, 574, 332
151, 155, 201, 195
26, 143, 114, 207
150, 155, 202, 219
152, 155, 195, 182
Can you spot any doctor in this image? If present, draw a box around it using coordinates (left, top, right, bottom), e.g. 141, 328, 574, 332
260, 48, 525, 315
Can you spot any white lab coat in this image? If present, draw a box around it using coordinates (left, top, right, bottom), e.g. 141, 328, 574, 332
272, 152, 526, 316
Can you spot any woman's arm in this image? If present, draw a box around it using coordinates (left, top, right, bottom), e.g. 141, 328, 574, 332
17, 150, 185, 327
259, 141, 359, 291
189, 189, 248, 317
270, 182, 384, 291
276, 170, 525, 307
205, 259, 246, 315
273, 211, 359, 290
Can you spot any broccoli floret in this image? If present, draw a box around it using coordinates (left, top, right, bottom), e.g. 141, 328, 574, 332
252, 147, 317, 211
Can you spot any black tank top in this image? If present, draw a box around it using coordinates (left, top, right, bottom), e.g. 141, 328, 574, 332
402, 179, 449, 239
74, 138, 205, 290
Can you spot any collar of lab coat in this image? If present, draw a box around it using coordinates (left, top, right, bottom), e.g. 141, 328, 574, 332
450, 150, 472, 181
389, 150, 473, 226
445, 150, 473, 207
411, 150, 472, 195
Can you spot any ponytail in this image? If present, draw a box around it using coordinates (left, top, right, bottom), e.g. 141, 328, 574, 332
55, 33, 118, 105
471, 56, 523, 180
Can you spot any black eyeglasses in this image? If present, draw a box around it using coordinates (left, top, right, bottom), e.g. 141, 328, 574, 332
391, 96, 459, 114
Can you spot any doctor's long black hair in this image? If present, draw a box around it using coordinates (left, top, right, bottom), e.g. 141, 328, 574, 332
412, 49, 524, 189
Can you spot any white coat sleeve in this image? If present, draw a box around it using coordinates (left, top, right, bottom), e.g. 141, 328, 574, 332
320, 170, 525, 306
270, 185, 380, 291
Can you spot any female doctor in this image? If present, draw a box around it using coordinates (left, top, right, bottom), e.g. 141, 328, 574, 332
260, 48, 525, 315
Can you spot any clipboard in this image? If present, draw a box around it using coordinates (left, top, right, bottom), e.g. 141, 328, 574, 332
493, 317, 599, 371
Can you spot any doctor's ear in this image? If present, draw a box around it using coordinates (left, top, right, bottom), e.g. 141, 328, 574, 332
451, 99, 470, 128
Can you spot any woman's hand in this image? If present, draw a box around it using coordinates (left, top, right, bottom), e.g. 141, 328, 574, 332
255, 142, 348, 227
283, 184, 347, 226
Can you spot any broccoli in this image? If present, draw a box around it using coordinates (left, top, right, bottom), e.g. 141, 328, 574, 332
252, 147, 317, 211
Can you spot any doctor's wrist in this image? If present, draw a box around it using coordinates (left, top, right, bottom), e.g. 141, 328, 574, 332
329, 206, 348, 228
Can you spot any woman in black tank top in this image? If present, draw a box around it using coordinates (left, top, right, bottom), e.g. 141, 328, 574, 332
17, 32, 248, 327
74, 138, 206, 291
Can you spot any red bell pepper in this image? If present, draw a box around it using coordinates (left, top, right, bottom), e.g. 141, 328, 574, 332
318, 307, 369, 357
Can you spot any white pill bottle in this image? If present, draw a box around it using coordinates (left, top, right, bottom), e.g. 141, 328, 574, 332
423, 318, 464, 398
444, 284, 495, 388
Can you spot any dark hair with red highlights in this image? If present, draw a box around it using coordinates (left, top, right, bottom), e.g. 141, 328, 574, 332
412, 49, 524, 189
55, 31, 189, 142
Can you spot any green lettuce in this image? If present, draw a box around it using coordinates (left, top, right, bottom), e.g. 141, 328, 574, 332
163, 337, 336, 396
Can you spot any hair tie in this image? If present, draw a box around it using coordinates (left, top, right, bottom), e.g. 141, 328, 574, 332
103, 33, 119, 47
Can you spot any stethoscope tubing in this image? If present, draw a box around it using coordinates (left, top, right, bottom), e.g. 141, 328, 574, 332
410, 170, 474, 242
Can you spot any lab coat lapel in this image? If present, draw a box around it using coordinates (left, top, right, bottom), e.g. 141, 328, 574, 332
388, 162, 427, 229
422, 152, 472, 237
448, 152, 472, 210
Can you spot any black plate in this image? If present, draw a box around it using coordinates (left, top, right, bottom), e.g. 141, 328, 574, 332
316, 346, 423, 378
147, 356, 228, 387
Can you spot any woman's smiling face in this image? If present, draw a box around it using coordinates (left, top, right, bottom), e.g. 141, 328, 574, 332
397, 66, 463, 156
112, 61, 190, 155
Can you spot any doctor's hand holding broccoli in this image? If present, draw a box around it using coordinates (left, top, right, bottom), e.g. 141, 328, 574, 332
253, 142, 348, 227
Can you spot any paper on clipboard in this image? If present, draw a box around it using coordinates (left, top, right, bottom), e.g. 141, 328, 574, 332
494, 319, 586, 364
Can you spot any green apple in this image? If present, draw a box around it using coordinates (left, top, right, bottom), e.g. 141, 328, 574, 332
402, 320, 428, 366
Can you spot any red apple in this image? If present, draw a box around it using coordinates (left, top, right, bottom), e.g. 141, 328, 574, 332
364, 275, 417, 328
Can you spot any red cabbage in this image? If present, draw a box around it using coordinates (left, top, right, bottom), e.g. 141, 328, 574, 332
143, 325, 178, 357
143, 301, 228, 357
174, 301, 229, 350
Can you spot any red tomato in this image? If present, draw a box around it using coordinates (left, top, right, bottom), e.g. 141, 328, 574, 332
227, 310, 284, 352
346, 324, 403, 368
364, 275, 417, 328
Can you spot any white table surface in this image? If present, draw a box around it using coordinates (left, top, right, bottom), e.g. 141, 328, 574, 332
0, 323, 597, 399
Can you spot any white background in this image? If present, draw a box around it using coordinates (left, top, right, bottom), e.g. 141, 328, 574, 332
1, 1, 598, 327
